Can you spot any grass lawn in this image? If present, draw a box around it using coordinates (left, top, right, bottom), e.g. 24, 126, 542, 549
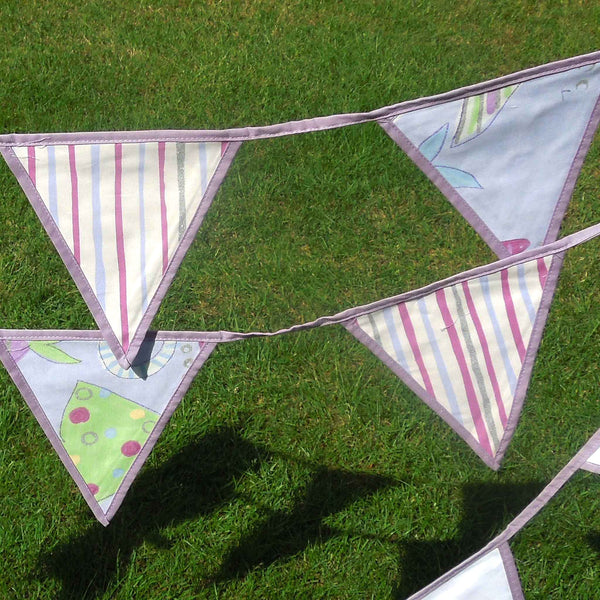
1, 1, 600, 598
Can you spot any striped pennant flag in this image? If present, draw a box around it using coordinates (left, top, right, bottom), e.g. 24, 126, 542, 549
0, 138, 240, 368
380, 60, 600, 258
345, 254, 562, 468
0, 330, 216, 525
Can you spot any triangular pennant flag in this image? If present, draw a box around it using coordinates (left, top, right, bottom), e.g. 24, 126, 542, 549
406, 429, 600, 599
344, 253, 563, 468
0, 138, 240, 368
408, 544, 523, 600
0, 330, 216, 525
381, 60, 600, 257
582, 447, 600, 474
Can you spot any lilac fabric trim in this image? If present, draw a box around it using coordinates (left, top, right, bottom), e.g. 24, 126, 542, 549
379, 89, 600, 259
341, 252, 563, 469
379, 120, 509, 259
0, 51, 598, 145
405, 542, 523, 600
0, 331, 217, 526
495, 428, 600, 543
543, 94, 600, 245
0, 338, 110, 524
0, 142, 241, 369
405, 429, 600, 599
491, 253, 565, 464
498, 542, 526, 600
343, 317, 500, 468
127, 221, 598, 345
581, 461, 600, 474
0, 219, 599, 351
0, 146, 130, 367
103, 340, 216, 524
123, 141, 241, 368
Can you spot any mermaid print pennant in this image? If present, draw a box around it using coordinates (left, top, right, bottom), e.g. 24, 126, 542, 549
344, 253, 564, 468
0, 138, 240, 368
0, 330, 216, 525
381, 61, 600, 257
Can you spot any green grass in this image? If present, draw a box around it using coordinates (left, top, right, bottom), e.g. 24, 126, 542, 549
1, 1, 600, 598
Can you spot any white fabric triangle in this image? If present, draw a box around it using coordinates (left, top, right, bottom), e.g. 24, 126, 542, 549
2, 140, 239, 368
383, 61, 600, 257
0, 331, 216, 525
345, 254, 561, 468
582, 447, 600, 473
411, 546, 522, 600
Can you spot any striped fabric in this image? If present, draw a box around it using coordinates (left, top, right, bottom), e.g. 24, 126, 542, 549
14, 142, 228, 353
452, 85, 518, 146
354, 256, 552, 460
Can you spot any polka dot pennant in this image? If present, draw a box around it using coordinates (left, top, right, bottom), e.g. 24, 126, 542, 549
60, 381, 159, 501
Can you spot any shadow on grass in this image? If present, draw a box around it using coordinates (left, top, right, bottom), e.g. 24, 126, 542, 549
38, 427, 267, 600
38, 426, 398, 599
211, 467, 396, 584
586, 531, 600, 554
391, 480, 546, 599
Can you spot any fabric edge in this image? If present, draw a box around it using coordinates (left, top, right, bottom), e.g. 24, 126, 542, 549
498, 541, 526, 600
0, 339, 110, 526
543, 94, 600, 245
1, 51, 599, 145
581, 461, 600, 474
124, 141, 242, 366
103, 341, 218, 523
342, 319, 500, 469
492, 252, 566, 465
0, 146, 132, 369
378, 120, 509, 259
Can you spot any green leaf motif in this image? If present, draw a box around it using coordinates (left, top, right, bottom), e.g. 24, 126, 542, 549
29, 341, 81, 364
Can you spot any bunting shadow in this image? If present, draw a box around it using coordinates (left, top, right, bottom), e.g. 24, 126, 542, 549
391, 480, 545, 599
211, 467, 399, 584
37, 427, 268, 600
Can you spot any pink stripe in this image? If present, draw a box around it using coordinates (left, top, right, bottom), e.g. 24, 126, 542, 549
500, 268, 526, 362
114, 144, 130, 351
221, 141, 228, 156
27, 147, 36, 185
397, 303, 436, 398
461, 281, 507, 426
68, 145, 81, 264
158, 142, 168, 274
537, 258, 548, 288
436, 288, 494, 456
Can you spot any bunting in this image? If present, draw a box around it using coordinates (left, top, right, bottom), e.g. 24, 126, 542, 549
381, 61, 600, 257
1, 52, 598, 371
0, 330, 216, 524
1, 50, 600, 542
405, 429, 600, 599
411, 545, 523, 600
0, 139, 240, 368
344, 252, 562, 468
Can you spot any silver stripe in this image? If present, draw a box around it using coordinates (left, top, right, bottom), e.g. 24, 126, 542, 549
176, 142, 186, 240
451, 286, 500, 448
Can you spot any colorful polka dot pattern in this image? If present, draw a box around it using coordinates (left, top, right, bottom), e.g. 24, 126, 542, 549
60, 381, 159, 501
